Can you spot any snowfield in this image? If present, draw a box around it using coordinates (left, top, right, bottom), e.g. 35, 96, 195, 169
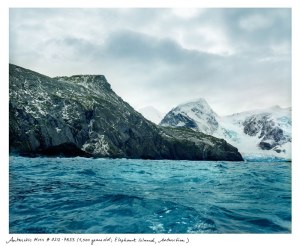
160, 98, 291, 161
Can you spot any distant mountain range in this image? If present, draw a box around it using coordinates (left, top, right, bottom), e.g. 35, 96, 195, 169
138, 106, 163, 124
160, 98, 291, 161
9, 64, 243, 161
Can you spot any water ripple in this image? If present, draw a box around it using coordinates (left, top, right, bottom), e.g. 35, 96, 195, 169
9, 156, 291, 233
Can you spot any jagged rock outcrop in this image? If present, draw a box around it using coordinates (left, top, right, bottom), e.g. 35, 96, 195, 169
9, 64, 243, 161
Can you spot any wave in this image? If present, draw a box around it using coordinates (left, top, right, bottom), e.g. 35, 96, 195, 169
9, 157, 291, 233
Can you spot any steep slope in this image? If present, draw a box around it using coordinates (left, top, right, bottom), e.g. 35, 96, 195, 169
9, 64, 243, 161
160, 99, 291, 161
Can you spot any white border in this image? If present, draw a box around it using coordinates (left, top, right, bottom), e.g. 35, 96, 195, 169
1, 1, 299, 246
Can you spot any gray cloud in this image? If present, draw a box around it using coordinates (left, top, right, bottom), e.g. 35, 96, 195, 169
9, 8, 291, 115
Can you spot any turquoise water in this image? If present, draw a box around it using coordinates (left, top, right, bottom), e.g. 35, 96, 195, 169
9, 156, 291, 233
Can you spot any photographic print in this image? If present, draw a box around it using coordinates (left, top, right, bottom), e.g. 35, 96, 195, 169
9, 8, 291, 234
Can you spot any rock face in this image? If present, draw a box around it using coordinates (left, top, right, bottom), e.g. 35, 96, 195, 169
160, 99, 291, 160
242, 113, 289, 152
159, 127, 243, 161
9, 64, 243, 161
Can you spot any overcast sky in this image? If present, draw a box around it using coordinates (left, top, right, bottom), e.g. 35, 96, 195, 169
9, 8, 291, 116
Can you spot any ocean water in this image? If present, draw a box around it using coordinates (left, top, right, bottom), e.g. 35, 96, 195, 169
9, 156, 291, 233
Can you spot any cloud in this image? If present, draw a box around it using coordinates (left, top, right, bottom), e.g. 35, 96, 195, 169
239, 14, 274, 31
9, 8, 291, 115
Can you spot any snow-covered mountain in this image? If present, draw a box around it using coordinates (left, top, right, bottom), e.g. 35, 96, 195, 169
138, 106, 163, 124
160, 99, 291, 161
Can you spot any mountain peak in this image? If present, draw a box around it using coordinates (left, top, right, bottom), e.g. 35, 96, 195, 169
270, 105, 281, 110
58, 74, 106, 80
55, 74, 111, 91
178, 98, 209, 107
174, 98, 218, 119
268, 105, 291, 113
160, 98, 219, 134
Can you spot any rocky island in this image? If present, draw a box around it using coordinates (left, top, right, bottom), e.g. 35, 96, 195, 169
9, 64, 243, 161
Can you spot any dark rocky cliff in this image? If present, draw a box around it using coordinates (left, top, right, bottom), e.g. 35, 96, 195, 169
9, 64, 243, 161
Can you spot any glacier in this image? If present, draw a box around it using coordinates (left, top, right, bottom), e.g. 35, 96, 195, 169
160, 98, 291, 161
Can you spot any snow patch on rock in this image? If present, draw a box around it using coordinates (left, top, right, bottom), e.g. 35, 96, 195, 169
82, 134, 110, 156
160, 98, 291, 161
